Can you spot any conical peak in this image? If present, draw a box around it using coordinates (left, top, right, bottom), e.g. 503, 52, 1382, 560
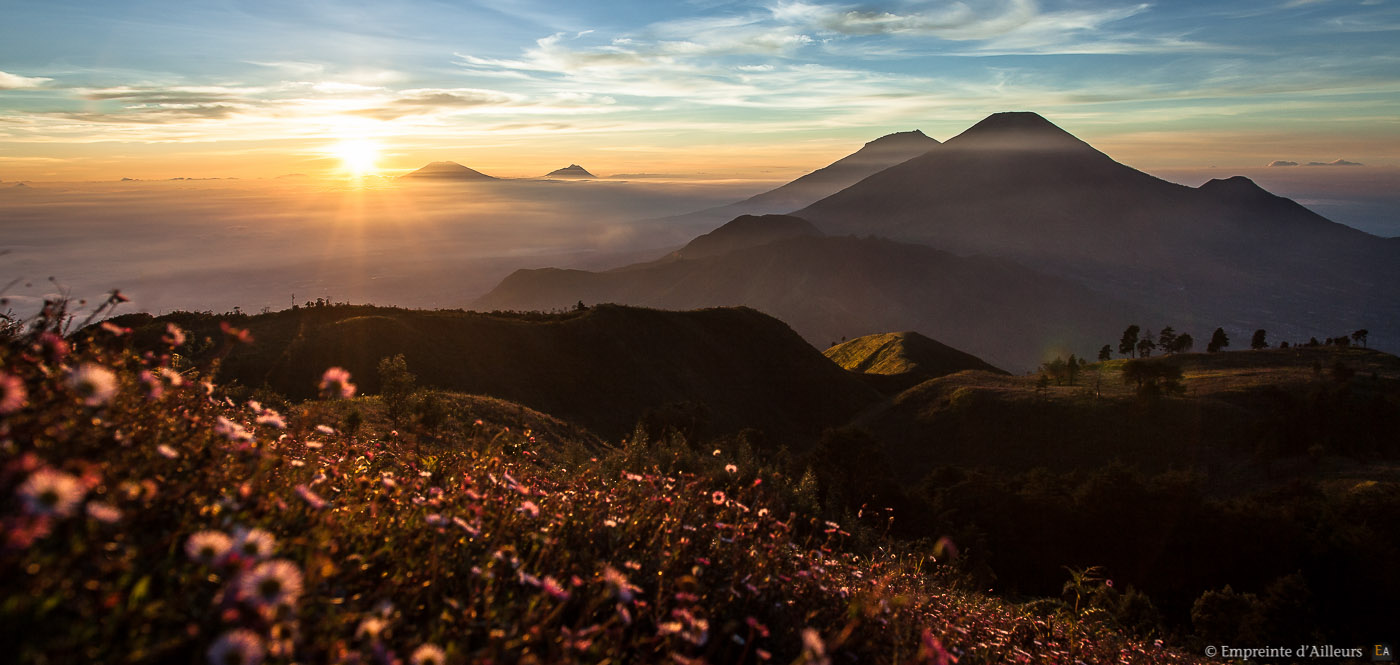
946, 112, 1089, 151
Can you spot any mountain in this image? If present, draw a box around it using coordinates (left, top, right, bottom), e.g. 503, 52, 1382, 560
401, 161, 497, 180
824, 331, 1004, 394
669, 214, 822, 260
545, 164, 595, 179
476, 232, 1135, 371
795, 112, 1400, 349
663, 130, 939, 227
118, 304, 878, 442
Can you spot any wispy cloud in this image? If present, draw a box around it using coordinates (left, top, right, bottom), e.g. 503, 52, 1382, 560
0, 71, 53, 90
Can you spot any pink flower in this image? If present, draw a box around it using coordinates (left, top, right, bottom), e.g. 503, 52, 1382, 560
69, 363, 118, 406
239, 559, 304, 609
17, 468, 86, 517
409, 644, 446, 665
85, 501, 122, 524
517, 500, 540, 517
711, 491, 726, 505
295, 484, 328, 510
0, 370, 27, 415
541, 576, 570, 600
37, 332, 69, 363
185, 530, 233, 565
207, 629, 265, 665
318, 367, 355, 399
162, 323, 187, 347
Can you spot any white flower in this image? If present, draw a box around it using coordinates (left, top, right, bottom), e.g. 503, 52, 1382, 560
69, 363, 118, 406
86, 501, 122, 523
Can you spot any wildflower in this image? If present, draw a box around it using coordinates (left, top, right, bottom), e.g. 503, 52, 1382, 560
410, 644, 446, 665
356, 616, 387, 640
186, 530, 233, 565
69, 363, 118, 406
602, 565, 639, 602
318, 367, 355, 399
220, 321, 253, 344
138, 370, 164, 400
100, 321, 130, 336
17, 468, 86, 517
255, 410, 286, 429
711, 491, 725, 505
157, 444, 180, 459
712, 449, 721, 456
159, 367, 185, 387
0, 371, 27, 415
86, 501, 122, 523
215, 416, 254, 444
239, 559, 304, 608
725, 464, 737, 474
37, 331, 69, 363
163, 323, 187, 347
233, 527, 276, 559
802, 628, 830, 665
207, 629, 265, 665
315, 424, 336, 435
295, 484, 328, 510
541, 576, 570, 600
517, 500, 540, 517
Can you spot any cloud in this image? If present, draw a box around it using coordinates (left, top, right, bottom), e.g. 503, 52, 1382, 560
82, 86, 250, 105
0, 71, 53, 90
1268, 160, 1299, 167
1305, 159, 1363, 166
347, 88, 521, 120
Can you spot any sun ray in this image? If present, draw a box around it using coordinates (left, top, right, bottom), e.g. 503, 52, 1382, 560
330, 139, 380, 178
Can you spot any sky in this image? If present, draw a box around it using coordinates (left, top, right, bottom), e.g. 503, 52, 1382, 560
1, 0, 1399, 182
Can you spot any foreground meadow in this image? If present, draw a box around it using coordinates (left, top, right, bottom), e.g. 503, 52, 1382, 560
0, 302, 1201, 664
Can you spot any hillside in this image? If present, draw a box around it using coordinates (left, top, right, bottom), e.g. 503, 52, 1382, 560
545, 164, 595, 179
825, 331, 1005, 394
0, 317, 1207, 664
476, 233, 1138, 371
112, 304, 879, 442
854, 346, 1400, 483
795, 112, 1400, 349
669, 214, 821, 261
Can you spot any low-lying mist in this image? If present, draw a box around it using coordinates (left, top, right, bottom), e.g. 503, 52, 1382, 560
0, 177, 771, 317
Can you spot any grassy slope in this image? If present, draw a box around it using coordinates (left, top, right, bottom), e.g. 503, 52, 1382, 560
824, 331, 1006, 395
112, 304, 880, 444
0, 327, 1203, 664
855, 346, 1400, 488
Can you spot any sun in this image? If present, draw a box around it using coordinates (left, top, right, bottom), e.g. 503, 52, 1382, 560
332, 139, 380, 177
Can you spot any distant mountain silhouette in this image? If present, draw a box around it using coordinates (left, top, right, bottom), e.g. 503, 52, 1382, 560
665, 130, 939, 226
401, 161, 497, 180
476, 232, 1134, 371
125, 305, 877, 442
668, 214, 822, 260
795, 111, 1400, 347
825, 331, 1004, 394
545, 164, 595, 179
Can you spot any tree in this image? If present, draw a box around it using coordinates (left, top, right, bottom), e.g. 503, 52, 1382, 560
1119, 325, 1141, 358
1098, 344, 1112, 362
1251, 329, 1268, 350
1121, 360, 1185, 399
1171, 333, 1194, 354
1158, 326, 1177, 353
377, 354, 417, 426
1207, 328, 1229, 353
1352, 329, 1369, 348
1137, 337, 1156, 358
1066, 354, 1080, 386
1042, 357, 1069, 386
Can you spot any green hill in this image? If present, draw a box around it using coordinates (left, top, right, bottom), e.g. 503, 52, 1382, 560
112, 304, 880, 443
824, 331, 1005, 394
